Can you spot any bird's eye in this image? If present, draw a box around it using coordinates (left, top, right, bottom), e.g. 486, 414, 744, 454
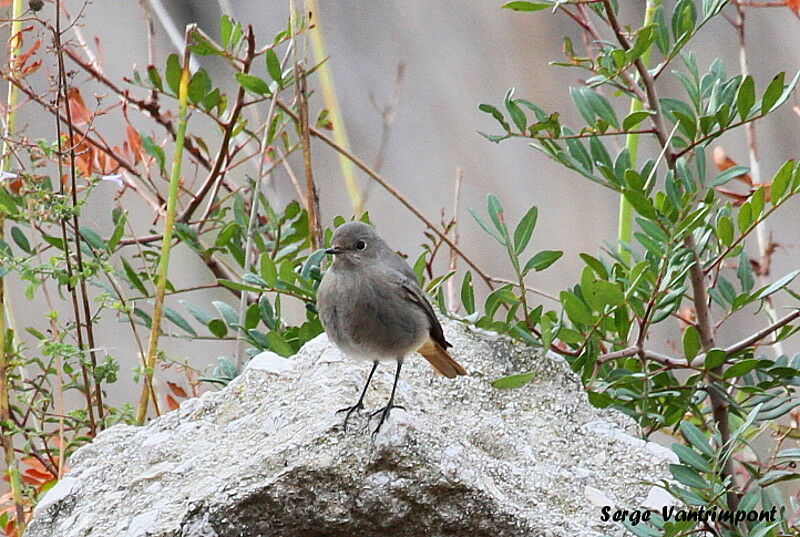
355, 240, 367, 250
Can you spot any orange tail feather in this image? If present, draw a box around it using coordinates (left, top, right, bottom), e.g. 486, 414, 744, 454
417, 339, 467, 378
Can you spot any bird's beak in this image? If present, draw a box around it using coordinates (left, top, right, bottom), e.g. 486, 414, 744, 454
325, 247, 344, 255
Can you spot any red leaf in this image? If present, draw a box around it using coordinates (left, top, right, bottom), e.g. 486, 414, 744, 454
165, 394, 180, 411
166, 381, 188, 398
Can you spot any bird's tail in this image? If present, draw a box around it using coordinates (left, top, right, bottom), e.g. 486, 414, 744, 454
417, 339, 467, 378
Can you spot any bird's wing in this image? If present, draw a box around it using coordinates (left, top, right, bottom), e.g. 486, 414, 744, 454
384, 266, 452, 350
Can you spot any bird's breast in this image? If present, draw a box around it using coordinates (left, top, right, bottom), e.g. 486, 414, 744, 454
317, 267, 428, 359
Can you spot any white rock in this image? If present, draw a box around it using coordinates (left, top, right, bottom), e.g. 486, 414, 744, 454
25, 319, 672, 537
244, 350, 295, 374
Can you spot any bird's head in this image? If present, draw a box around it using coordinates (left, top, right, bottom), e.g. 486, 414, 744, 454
325, 222, 385, 266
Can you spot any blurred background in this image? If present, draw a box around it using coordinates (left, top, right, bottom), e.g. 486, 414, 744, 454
4, 1, 799, 411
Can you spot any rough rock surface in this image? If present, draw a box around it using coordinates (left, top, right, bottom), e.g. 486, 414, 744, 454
25, 319, 675, 537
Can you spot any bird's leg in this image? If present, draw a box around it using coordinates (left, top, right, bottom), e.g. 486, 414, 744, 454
337, 361, 379, 432
370, 359, 406, 437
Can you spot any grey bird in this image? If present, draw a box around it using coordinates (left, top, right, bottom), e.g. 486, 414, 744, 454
316, 222, 467, 435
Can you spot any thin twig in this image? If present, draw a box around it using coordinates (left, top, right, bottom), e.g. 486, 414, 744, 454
730, 2, 784, 357
446, 168, 462, 312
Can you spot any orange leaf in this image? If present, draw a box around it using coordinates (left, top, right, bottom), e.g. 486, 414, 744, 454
19, 60, 41, 78
66, 88, 93, 125
166, 381, 188, 398
165, 394, 180, 411
20, 456, 49, 474
714, 187, 750, 206
125, 125, 144, 165
13, 40, 40, 79
0, 0, 13, 7
787, 0, 800, 17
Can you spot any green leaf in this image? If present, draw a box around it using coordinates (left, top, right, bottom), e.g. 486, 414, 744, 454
147, 65, 163, 91
770, 159, 794, 203
583, 280, 624, 310
704, 348, 727, 369
680, 421, 714, 458
562, 294, 592, 325
570, 87, 594, 126
121, 258, 147, 295
460, 272, 475, 314
267, 331, 294, 356
710, 165, 749, 187
723, 358, 761, 379
715, 215, 733, 246
265, 49, 283, 85
80, 226, 107, 252
260, 253, 278, 287
513, 206, 538, 254
141, 134, 166, 175
501, 1, 549, 12
165, 53, 181, 94
755, 269, 800, 300
668, 464, 707, 489
623, 189, 658, 220
737, 250, 754, 294
217, 279, 264, 293
761, 72, 785, 115
219, 14, 233, 47
622, 110, 653, 131
212, 300, 239, 327
10, 226, 30, 254
235, 73, 269, 95
180, 300, 214, 326
672, 443, 711, 472
187, 69, 211, 104
163, 306, 197, 336
523, 250, 563, 273
486, 194, 508, 238
492, 371, 535, 389
579, 254, 608, 280
581, 87, 618, 128
207, 319, 227, 338
504, 89, 527, 132
258, 294, 276, 330
478, 103, 510, 132
736, 75, 755, 120
758, 470, 799, 487
682, 325, 700, 360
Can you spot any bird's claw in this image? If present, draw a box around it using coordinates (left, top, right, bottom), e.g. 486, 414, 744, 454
336, 401, 365, 433
369, 403, 406, 438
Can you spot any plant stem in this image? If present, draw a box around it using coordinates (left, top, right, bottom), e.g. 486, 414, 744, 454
135, 26, 193, 425
305, 0, 363, 215
687, 235, 739, 511
731, 2, 784, 357
55, 3, 106, 429
602, 0, 738, 511
292, 2, 322, 249
1, 0, 27, 529
618, 0, 659, 263
234, 21, 290, 369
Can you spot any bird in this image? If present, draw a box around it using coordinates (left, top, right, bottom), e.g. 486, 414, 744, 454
316, 221, 467, 436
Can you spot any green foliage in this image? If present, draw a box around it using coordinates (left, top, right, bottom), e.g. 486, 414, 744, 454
469, 2, 800, 535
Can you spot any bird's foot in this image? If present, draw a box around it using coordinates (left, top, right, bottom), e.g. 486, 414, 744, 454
336, 401, 365, 433
369, 403, 406, 438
